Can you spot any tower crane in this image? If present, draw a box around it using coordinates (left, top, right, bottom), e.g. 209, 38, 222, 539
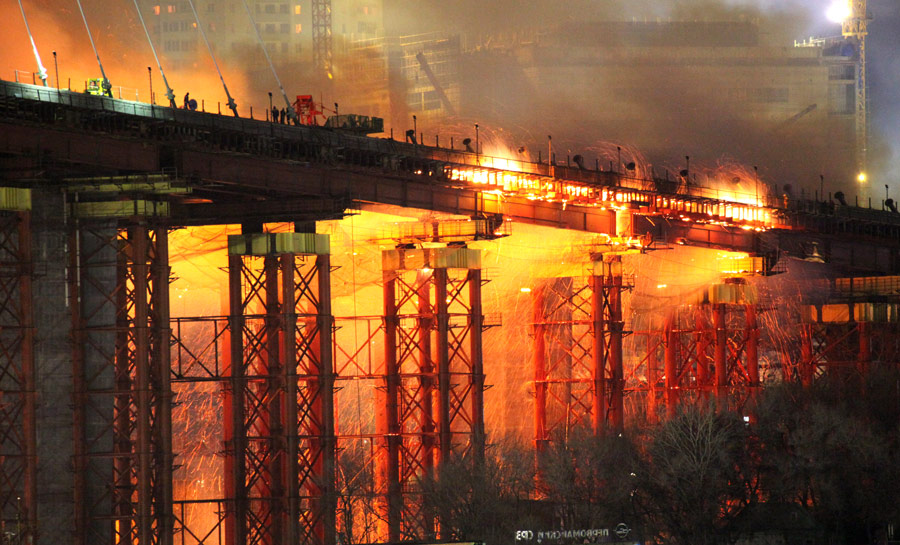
840, 1, 869, 190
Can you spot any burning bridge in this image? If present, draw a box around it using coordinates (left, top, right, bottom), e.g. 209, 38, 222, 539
2, 78, 900, 545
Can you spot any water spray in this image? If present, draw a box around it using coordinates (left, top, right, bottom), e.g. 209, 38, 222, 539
240, 0, 298, 124
185, 0, 238, 116
16, 0, 48, 86
130, 0, 176, 107
75, 0, 112, 96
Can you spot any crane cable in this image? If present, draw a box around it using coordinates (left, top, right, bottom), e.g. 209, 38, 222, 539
75, 0, 112, 97
240, 0, 298, 123
16, 0, 48, 86
130, 0, 176, 108
185, 0, 238, 116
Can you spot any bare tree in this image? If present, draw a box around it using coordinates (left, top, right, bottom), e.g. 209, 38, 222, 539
634, 404, 750, 545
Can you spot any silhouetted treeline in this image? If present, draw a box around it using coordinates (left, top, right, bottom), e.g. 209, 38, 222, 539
337, 367, 900, 545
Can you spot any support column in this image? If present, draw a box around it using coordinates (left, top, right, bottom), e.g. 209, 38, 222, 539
468, 268, 486, 464
70, 220, 172, 545
714, 304, 728, 405
532, 284, 548, 453
800, 325, 815, 386
380, 269, 401, 543
590, 275, 605, 436
664, 313, 678, 417
225, 231, 335, 545
607, 262, 624, 432
0, 211, 36, 543
746, 304, 760, 402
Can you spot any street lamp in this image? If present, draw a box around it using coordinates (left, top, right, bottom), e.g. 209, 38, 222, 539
413, 115, 418, 145
52, 51, 59, 90
148, 67, 153, 105
474, 123, 479, 155
268, 91, 273, 122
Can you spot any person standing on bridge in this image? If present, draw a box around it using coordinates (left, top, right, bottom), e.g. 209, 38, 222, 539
183, 92, 190, 109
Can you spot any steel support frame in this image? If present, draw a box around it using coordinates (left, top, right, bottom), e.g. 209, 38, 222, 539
799, 318, 900, 387
0, 211, 36, 543
531, 277, 593, 447
225, 251, 335, 545
70, 220, 173, 545
660, 303, 759, 415
379, 260, 485, 542
532, 260, 627, 445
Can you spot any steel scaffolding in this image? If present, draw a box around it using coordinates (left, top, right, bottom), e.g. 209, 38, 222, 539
533, 256, 629, 448
224, 237, 335, 545
652, 302, 760, 417
379, 247, 486, 542
70, 220, 173, 545
0, 211, 36, 543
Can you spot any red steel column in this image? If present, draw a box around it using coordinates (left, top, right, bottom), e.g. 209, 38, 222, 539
132, 225, 153, 545
425, 270, 442, 467
646, 334, 658, 424
152, 226, 174, 545
695, 307, 711, 401
532, 284, 548, 453
664, 313, 678, 417
316, 253, 337, 545
800, 324, 815, 386
468, 268, 485, 463
280, 256, 300, 545
746, 304, 760, 401
264, 254, 282, 545
114, 232, 132, 544
714, 304, 728, 405
607, 262, 624, 432
590, 274, 605, 436
858, 321, 871, 378
380, 270, 401, 542
227, 253, 248, 545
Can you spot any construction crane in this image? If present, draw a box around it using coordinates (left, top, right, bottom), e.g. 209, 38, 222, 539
835, 0, 869, 189
312, 0, 333, 82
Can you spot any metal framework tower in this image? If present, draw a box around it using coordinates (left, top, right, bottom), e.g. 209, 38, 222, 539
653, 300, 760, 417
532, 255, 630, 449
379, 247, 486, 542
799, 279, 900, 387
0, 209, 36, 544
842, 0, 868, 181
224, 231, 335, 545
70, 219, 173, 545
312, 0, 333, 81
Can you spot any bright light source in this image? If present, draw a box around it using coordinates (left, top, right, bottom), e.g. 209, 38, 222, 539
826, 0, 851, 23
520, 287, 532, 293
857, 172, 867, 183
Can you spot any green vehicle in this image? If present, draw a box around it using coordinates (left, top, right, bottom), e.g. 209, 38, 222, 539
85, 78, 112, 97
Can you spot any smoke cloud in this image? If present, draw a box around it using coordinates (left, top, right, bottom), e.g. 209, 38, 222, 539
2, 0, 896, 196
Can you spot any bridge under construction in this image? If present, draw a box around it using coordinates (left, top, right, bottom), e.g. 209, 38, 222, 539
1, 79, 900, 545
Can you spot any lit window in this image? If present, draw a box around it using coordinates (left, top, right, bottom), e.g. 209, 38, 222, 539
295, 23, 302, 33
192, 21, 197, 28
294, 4, 300, 14
166, 4, 174, 13
153, 5, 160, 15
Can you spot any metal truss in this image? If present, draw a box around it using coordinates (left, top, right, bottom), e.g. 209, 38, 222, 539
800, 319, 900, 387
532, 258, 629, 448
311, 0, 333, 81
70, 220, 173, 545
380, 256, 486, 542
224, 251, 335, 545
0, 211, 36, 543
654, 303, 759, 416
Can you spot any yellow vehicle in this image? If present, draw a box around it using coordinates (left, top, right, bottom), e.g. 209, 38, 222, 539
85, 78, 112, 97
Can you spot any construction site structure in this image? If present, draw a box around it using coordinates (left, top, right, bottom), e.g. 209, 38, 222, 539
841, 0, 869, 188
379, 245, 487, 542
